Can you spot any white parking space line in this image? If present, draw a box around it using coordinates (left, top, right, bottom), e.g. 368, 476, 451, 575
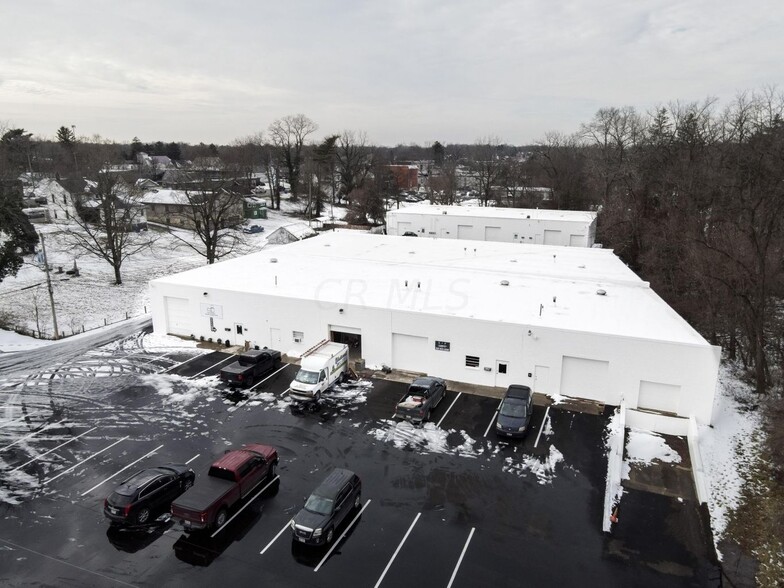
436, 393, 462, 428
533, 405, 551, 449
189, 355, 234, 379
80, 444, 164, 497
314, 499, 372, 573
0, 411, 40, 430
0, 420, 66, 452
446, 527, 476, 588
43, 436, 129, 485
11, 427, 97, 472
483, 401, 503, 438
374, 512, 421, 588
248, 364, 290, 391
260, 518, 294, 555
185, 453, 200, 465
161, 353, 204, 374
211, 475, 280, 538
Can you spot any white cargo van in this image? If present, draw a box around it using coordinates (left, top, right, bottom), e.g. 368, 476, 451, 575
289, 341, 349, 401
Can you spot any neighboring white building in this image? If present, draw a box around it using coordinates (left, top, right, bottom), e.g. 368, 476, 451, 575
266, 223, 317, 245
150, 231, 720, 425
22, 178, 77, 223
386, 204, 598, 247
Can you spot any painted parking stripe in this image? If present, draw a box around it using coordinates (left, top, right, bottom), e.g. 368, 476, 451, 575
80, 444, 163, 496
248, 364, 290, 391
189, 355, 235, 379
533, 406, 551, 449
43, 437, 129, 485
11, 427, 97, 472
0, 420, 66, 452
260, 518, 293, 555
374, 512, 421, 588
314, 499, 372, 573
0, 411, 40, 430
161, 353, 204, 374
436, 393, 462, 428
446, 527, 476, 588
185, 453, 200, 465
483, 400, 503, 438
211, 474, 280, 538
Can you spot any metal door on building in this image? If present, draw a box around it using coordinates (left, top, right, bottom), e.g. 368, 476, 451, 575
534, 365, 550, 395
234, 323, 244, 346
270, 327, 281, 348
494, 360, 510, 388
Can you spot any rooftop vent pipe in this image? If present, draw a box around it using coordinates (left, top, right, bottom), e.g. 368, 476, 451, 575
596, 289, 607, 296
270, 258, 278, 263
500, 280, 509, 286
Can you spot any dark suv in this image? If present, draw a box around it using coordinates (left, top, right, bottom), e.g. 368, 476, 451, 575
291, 468, 361, 546
495, 385, 534, 438
105, 464, 195, 526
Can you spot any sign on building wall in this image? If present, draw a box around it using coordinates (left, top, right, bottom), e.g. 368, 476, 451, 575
200, 303, 224, 318
435, 340, 450, 351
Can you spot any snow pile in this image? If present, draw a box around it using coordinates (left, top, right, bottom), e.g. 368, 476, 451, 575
368, 420, 479, 457
0, 329, 50, 353
604, 408, 626, 521
698, 364, 762, 549
140, 373, 219, 405
625, 429, 682, 466
140, 331, 199, 351
503, 445, 564, 484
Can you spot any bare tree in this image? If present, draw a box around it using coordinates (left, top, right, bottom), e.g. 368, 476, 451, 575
67, 174, 152, 285
335, 130, 373, 203
470, 136, 504, 206
267, 114, 318, 199
165, 173, 246, 264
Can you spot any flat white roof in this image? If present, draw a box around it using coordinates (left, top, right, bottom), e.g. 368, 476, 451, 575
389, 204, 596, 224
152, 231, 707, 346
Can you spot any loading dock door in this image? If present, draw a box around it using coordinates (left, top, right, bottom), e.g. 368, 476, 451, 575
569, 234, 585, 247
457, 224, 473, 240
396, 221, 412, 236
638, 381, 681, 414
560, 356, 609, 402
164, 297, 191, 336
485, 226, 503, 241
391, 333, 428, 374
543, 229, 561, 245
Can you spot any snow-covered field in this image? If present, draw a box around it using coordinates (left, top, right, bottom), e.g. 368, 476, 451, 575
0, 200, 346, 339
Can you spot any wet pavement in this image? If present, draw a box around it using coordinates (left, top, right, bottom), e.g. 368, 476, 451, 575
0, 333, 718, 587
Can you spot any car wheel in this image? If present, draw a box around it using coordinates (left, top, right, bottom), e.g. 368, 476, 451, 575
182, 477, 194, 491
314, 391, 321, 402
426, 409, 432, 422
136, 507, 151, 525
325, 528, 334, 544
353, 493, 361, 509
215, 508, 228, 528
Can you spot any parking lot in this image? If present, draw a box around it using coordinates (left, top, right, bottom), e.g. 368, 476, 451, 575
0, 341, 715, 587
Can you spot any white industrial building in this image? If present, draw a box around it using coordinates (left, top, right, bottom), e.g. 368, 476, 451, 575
386, 204, 598, 247
150, 231, 720, 424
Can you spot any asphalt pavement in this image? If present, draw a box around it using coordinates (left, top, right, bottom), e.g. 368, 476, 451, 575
0, 334, 717, 587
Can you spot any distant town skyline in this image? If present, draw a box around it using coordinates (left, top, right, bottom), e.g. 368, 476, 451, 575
2, 0, 783, 146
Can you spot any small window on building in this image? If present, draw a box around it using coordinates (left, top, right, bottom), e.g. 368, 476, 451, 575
498, 363, 507, 374
465, 355, 480, 368
293, 330, 304, 343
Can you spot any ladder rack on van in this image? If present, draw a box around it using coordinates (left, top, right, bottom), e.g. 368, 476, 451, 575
302, 339, 329, 358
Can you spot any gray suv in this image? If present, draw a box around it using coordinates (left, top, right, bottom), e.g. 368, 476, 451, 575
291, 468, 361, 546
495, 385, 534, 438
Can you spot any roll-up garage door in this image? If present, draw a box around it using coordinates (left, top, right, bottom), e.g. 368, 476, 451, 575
544, 229, 562, 245
457, 225, 473, 240
560, 356, 609, 402
391, 333, 429, 373
485, 226, 503, 241
638, 381, 681, 414
165, 297, 192, 336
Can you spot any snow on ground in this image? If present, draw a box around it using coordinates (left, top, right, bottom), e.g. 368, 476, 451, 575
0, 199, 348, 339
503, 445, 564, 485
699, 363, 763, 552
624, 429, 682, 466
140, 373, 220, 406
368, 420, 480, 457
0, 329, 50, 353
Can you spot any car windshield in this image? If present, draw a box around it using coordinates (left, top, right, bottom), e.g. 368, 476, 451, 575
500, 398, 527, 418
295, 369, 319, 384
304, 494, 334, 515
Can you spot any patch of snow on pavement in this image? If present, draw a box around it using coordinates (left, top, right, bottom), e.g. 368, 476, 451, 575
698, 363, 762, 553
503, 445, 564, 484
140, 373, 219, 405
625, 429, 682, 466
368, 420, 479, 457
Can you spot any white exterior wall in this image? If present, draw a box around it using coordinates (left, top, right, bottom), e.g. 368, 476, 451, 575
150, 283, 719, 425
387, 209, 596, 247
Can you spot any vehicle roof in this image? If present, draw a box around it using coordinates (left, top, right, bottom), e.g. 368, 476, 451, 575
115, 467, 174, 494
313, 468, 357, 498
411, 377, 441, 387
505, 385, 532, 400
211, 444, 274, 471
241, 348, 276, 358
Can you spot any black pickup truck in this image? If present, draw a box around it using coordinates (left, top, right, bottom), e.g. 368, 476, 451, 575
220, 348, 281, 388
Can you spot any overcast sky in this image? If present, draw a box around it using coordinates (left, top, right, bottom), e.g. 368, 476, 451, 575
2, 0, 783, 146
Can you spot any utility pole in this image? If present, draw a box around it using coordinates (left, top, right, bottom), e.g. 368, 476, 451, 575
39, 233, 59, 340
